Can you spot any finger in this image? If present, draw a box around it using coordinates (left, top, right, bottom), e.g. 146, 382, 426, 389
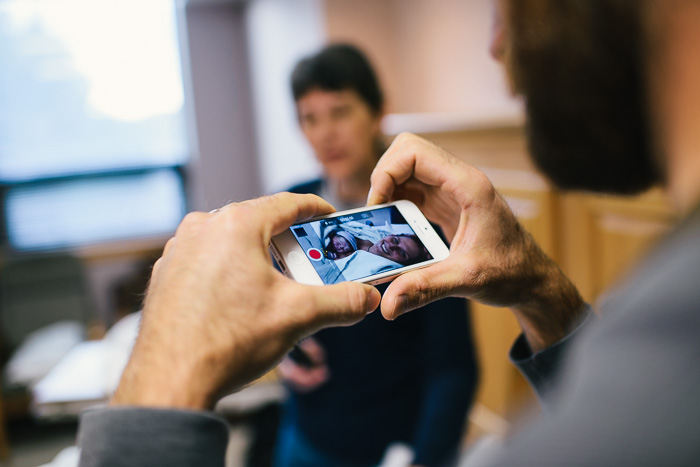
172, 211, 210, 243
162, 237, 176, 258
239, 192, 337, 238
296, 366, 328, 390
368, 134, 416, 205
298, 338, 325, 362
151, 257, 164, 277
295, 365, 327, 385
150, 237, 176, 279
380, 259, 467, 320
292, 282, 381, 330
278, 361, 328, 392
369, 133, 457, 206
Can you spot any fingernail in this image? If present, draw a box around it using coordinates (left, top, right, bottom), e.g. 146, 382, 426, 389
366, 188, 374, 205
393, 295, 408, 319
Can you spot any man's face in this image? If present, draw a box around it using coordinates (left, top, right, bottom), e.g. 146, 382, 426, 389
492, 0, 662, 195
368, 235, 422, 265
296, 88, 382, 181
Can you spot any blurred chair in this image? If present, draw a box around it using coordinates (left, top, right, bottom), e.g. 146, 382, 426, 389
0, 395, 7, 460
1, 254, 93, 349
0, 253, 95, 459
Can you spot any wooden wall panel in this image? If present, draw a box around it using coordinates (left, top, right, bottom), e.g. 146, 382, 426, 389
559, 191, 675, 303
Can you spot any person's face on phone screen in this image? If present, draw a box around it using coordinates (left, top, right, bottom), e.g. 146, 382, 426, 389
332, 235, 353, 254
368, 235, 421, 265
296, 88, 382, 181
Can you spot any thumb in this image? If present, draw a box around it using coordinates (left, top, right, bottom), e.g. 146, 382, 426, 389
381, 260, 465, 320
296, 282, 381, 330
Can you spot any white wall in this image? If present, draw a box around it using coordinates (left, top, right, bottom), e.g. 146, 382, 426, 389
325, 0, 522, 117
244, 0, 326, 193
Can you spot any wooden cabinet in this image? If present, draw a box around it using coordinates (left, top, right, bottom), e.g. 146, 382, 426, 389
557, 191, 676, 302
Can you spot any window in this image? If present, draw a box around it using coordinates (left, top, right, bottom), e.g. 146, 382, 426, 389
0, 0, 189, 250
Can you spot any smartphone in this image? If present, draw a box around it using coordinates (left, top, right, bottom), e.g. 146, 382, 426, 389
270, 200, 449, 286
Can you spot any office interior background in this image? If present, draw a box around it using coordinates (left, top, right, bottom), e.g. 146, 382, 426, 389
0, 0, 676, 465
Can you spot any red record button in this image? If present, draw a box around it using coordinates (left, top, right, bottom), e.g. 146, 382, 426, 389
307, 248, 323, 261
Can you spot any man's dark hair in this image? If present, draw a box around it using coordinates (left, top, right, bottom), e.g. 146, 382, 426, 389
291, 43, 384, 114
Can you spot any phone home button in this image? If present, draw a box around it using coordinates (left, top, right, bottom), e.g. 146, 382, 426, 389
287, 251, 305, 266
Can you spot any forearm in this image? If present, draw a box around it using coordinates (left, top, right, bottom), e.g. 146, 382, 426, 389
508, 232, 587, 353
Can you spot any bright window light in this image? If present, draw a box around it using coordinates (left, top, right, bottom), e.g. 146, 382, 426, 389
0, 0, 188, 181
0, 0, 189, 250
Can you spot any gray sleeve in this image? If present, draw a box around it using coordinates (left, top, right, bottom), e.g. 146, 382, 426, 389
509, 306, 594, 407
78, 407, 229, 467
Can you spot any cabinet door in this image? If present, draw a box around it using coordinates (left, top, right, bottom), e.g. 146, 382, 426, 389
558, 190, 676, 303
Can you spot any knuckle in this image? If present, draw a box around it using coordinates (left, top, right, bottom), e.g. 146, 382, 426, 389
408, 270, 436, 305
181, 211, 203, 225
278, 191, 299, 204
277, 285, 313, 326
249, 193, 297, 222
177, 211, 206, 234
344, 284, 370, 317
469, 169, 498, 200
397, 131, 417, 141
392, 132, 416, 152
256, 192, 284, 207
395, 131, 411, 143
220, 204, 250, 230
225, 204, 246, 222
163, 237, 175, 252
151, 258, 163, 275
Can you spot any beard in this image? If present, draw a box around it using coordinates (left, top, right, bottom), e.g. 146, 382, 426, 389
506, 0, 662, 195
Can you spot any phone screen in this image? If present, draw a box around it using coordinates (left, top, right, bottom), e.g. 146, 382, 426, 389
289, 206, 432, 285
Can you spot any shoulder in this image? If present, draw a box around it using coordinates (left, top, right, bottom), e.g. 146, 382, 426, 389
286, 179, 323, 195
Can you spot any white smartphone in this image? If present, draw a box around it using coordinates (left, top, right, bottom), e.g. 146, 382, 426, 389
270, 200, 450, 286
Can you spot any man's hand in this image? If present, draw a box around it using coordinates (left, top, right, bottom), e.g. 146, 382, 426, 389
111, 193, 380, 410
369, 133, 584, 352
